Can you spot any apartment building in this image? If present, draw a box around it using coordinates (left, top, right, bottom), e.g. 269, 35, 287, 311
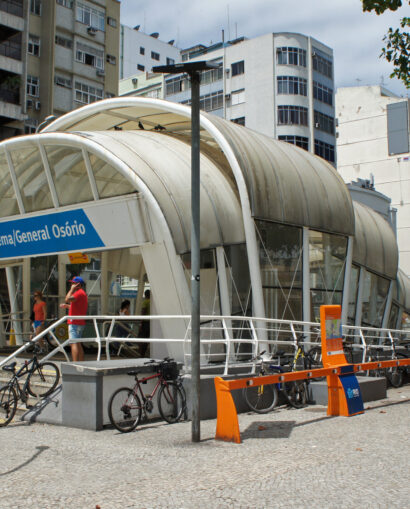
120, 32, 336, 165
0, 0, 120, 140
120, 25, 180, 79
336, 85, 410, 277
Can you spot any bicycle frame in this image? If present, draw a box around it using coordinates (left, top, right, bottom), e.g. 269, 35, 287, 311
6, 356, 39, 402
132, 372, 163, 404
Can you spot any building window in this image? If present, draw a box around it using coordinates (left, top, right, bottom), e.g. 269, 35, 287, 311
278, 105, 308, 126
28, 35, 40, 56
166, 76, 186, 95
151, 51, 160, 61
140, 46, 145, 55
107, 16, 117, 28
105, 92, 115, 98
24, 118, 38, 134
137, 64, 145, 71
231, 89, 245, 105
54, 75, 72, 88
277, 76, 307, 96
30, 0, 41, 15
231, 60, 244, 77
183, 90, 224, 112
312, 51, 333, 79
56, 0, 73, 8
277, 47, 306, 67
314, 139, 335, 162
74, 81, 103, 104
141, 88, 161, 99
55, 35, 73, 49
314, 110, 335, 135
26, 75, 39, 97
76, 2, 105, 31
106, 54, 116, 65
201, 66, 223, 84
231, 117, 245, 126
166, 57, 175, 65
313, 81, 333, 106
76, 42, 104, 70
278, 135, 309, 151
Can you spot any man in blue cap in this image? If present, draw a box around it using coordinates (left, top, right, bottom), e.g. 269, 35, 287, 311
60, 276, 88, 361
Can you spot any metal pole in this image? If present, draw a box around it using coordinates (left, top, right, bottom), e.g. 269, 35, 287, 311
190, 71, 201, 442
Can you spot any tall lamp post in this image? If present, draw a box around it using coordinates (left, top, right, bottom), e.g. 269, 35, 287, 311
153, 61, 219, 442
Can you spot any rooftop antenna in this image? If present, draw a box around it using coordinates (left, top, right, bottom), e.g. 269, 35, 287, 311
355, 78, 362, 85
235, 22, 237, 39
143, 10, 146, 32
380, 75, 385, 86
227, 4, 230, 41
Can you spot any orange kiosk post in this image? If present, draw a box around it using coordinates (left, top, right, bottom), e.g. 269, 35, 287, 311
320, 305, 364, 416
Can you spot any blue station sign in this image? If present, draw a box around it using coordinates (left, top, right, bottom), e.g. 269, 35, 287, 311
0, 209, 105, 259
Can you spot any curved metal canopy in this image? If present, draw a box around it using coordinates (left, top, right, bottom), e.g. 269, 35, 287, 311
42, 97, 355, 236
396, 269, 410, 311
352, 201, 398, 279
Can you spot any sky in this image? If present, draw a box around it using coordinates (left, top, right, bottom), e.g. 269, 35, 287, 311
119, 0, 409, 97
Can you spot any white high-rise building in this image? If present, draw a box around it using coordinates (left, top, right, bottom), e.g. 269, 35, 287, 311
121, 32, 337, 166
336, 86, 410, 277
120, 25, 180, 79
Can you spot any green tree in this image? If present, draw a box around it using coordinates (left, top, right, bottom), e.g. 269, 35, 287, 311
362, 0, 410, 88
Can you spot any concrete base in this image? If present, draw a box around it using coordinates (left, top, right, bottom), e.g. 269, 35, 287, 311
309, 376, 387, 405
20, 363, 390, 430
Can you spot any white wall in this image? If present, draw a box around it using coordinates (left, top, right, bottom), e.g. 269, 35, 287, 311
336, 86, 410, 276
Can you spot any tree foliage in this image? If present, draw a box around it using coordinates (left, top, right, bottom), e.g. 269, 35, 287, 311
362, 1, 410, 89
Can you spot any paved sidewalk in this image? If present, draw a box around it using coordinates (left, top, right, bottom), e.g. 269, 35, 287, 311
1, 385, 409, 509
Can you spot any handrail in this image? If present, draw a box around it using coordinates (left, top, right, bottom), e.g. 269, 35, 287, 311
0, 314, 409, 375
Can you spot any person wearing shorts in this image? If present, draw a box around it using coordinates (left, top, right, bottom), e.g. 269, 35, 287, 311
60, 276, 88, 362
32, 290, 46, 348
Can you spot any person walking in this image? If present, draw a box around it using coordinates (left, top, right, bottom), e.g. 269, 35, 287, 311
60, 276, 88, 362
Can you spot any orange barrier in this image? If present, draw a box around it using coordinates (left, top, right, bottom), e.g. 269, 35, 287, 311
215, 304, 410, 443
214, 358, 410, 443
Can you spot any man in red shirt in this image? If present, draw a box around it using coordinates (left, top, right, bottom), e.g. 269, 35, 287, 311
60, 276, 88, 362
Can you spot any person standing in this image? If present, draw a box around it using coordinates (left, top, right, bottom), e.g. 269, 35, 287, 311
60, 276, 88, 362
32, 290, 46, 348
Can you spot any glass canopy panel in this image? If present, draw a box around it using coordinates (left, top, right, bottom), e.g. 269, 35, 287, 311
256, 220, 303, 322
361, 270, 389, 328
88, 152, 134, 198
0, 150, 19, 218
9, 145, 53, 212
309, 231, 347, 321
347, 264, 360, 324
44, 145, 93, 206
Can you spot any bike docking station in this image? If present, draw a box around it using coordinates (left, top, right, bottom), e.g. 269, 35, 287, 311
214, 305, 410, 443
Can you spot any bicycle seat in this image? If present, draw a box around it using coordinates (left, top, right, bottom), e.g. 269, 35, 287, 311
127, 370, 140, 376
2, 362, 16, 372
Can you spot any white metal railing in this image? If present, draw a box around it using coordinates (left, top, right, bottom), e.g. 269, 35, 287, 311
0, 314, 409, 376
342, 324, 410, 364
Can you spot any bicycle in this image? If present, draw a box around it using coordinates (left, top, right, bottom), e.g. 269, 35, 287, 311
108, 358, 186, 433
0, 344, 60, 427
243, 348, 310, 413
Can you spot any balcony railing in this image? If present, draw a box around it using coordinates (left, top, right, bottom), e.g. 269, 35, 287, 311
0, 41, 22, 60
0, 87, 20, 105
0, 0, 23, 17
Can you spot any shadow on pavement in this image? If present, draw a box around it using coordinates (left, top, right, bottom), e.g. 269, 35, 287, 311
0, 445, 49, 476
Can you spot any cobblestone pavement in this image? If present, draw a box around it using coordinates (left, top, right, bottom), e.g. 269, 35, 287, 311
0, 385, 409, 509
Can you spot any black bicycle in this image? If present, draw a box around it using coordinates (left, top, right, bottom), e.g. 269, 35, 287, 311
108, 358, 186, 433
0, 344, 60, 427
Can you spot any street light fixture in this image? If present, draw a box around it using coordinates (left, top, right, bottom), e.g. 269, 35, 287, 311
153, 61, 219, 443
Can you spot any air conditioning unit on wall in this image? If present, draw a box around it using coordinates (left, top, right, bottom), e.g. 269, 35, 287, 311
35, 101, 41, 110
96, 69, 105, 77
87, 26, 97, 35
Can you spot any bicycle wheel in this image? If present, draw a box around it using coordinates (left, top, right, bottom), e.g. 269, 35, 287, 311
0, 385, 18, 427
158, 382, 185, 424
242, 383, 278, 413
306, 347, 325, 381
283, 380, 308, 409
108, 387, 142, 433
27, 362, 60, 398
385, 366, 403, 388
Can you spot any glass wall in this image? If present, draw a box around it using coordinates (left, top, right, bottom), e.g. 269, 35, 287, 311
309, 231, 347, 321
256, 221, 303, 321
361, 270, 389, 327
347, 265, 360, 324
31, 255, 59, 321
